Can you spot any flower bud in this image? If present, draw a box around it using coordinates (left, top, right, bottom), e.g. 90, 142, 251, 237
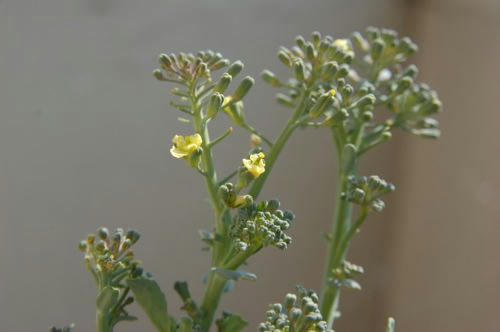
276, 93, 295, 108
295, 35, 306, 50
292, 59, 305, 82
351, 31, 370, 51
214, 73, 232, 93
211, 59, 230, 71
153, 69, 165, 81
371, 38, 385, 60
226, 60, 244, 77
320, 61, 339, 81
97, 227, 109, 240
78, 240, 87, 252
261, 70, 281, 87
305, 42, 315, 61
158, 54, 172, 70
277, 49, 292, 67
206, 93, 224, 118
232, 76, 254, 102
309, 90, 335, 118
126, 229, 140, 244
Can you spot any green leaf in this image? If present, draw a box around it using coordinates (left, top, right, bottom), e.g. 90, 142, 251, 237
211, 268, 257, 281
127, 276, 173, 332
216, 312, 248, 332
96, 286, 120, 313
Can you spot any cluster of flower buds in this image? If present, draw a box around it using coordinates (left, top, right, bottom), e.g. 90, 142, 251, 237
329, 260, 364, 291
348, 27, 442, 139
79, 227, 143, 282
387, 82, 442, 139
342, 175, 395, 212
262, 31, 354, 116
259, 285, 333, 332
154, 51, 256, 130
231, 199, 294, 252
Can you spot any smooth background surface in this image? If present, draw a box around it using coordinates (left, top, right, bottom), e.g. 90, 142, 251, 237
0, 0, 498, 331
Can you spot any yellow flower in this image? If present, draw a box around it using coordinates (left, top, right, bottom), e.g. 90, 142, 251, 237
328, 89, 336, 97
242, 152, 266, 178
332, 39, 351, 52
170, 134, 202, 158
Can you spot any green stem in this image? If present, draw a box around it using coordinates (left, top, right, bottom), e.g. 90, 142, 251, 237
96, 312, 113, 332
248, 89, 310, 198
320, 123, 365, 327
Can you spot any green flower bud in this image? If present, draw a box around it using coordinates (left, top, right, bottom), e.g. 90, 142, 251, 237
214, 73, 232, 93
351, 31, 370, 51
293, 59, 305, 81
126, 229, 140, 244
305, 42, 315, 61
309, 90, 335, 118
320, 61, 339, 81
312, 31, 321, 46
226, 60, 244, 77
277, 49, 292, 67
206, 93, 224, 118
276, 93, 295, 108
97, 227, 109, 240
95, 241, 106, 253
211, 59, 230, 71
295, 35, 306, 50
158, 54, 172, 70
335, 64, 349, 78
232, 76, 254, 102
261, 70, 281, 87
153, 69, 165, 81
371, 38, 385, 60
187, 147, 203, 168
403, 64, 419, 79
78, 241, 87, 252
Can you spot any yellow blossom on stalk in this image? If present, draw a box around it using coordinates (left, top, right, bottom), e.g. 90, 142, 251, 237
333, 38, 351, 52
243, 152, 266, 178
170, 134, 202, 158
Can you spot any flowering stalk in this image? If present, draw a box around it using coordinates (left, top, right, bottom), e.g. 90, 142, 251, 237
52, 27, 441, 332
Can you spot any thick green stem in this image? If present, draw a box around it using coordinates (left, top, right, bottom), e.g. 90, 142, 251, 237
248, 89, 309, 198
96, 312, 113, 332
199, 273, 227, 332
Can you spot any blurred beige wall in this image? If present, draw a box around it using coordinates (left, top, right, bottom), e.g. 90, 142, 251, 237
0, 0, 498, 331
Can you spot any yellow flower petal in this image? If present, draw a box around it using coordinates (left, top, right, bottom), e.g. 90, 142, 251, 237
170, 133, 202, 159
242, 152, 266, 178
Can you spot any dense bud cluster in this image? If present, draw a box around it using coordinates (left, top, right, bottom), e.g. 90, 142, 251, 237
342, 175, 395, 212
79, 227, 143, 281
387, 82, 442, 138
231, 199, 294, 252
259, 285, 333, 332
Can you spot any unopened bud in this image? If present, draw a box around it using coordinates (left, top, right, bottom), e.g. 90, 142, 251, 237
126, 229, 140, 244
276, 93, 295, 108
214, 73, 232, 93
320, 61, 339, 81
158, 54, 172, 70
206, 93, 224, 118
277, 50, 292, 67
232, 76, 254, 102
261, 70, 281, 87
227, 60, 244, 77
293, 59, 305, 81
153, 69, 165, 81
211, 59, 230, 71
371, 38, 385, 60
97, 227, 109, 240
